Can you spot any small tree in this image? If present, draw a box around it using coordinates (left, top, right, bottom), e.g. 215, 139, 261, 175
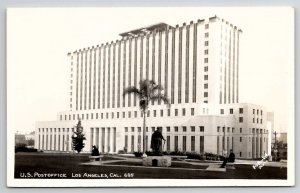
72, 120, 86, 153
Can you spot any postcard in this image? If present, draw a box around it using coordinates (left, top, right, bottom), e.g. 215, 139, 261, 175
7, 7, 294, 187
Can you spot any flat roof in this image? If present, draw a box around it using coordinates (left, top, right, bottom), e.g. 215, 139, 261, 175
119, 22, 173, 37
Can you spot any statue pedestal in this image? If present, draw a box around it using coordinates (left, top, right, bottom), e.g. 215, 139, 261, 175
142, 156, 171, 167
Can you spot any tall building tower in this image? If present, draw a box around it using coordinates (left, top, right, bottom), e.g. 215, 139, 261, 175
66, 16, 242, 116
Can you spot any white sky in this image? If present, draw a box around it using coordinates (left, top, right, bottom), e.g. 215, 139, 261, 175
7, 7, 294, 134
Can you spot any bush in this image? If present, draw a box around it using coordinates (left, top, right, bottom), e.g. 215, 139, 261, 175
15, 144, 38, 153
118, 150, 125, 154
186, 152, 204, 160
91, 146, 100, 156
134, 152, 143, 157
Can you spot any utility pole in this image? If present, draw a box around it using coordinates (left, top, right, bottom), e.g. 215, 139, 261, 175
223, 126, 226, 157
274, 131, 277, 162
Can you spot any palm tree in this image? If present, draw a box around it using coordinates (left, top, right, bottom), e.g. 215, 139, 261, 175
123, 79, 170, 157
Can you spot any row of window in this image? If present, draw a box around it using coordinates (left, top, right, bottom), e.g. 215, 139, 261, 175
38, 128, 74, 133
60, 108, 197, 121
124, 126, 205, 133
217, 127, 268, 134
253, 109, 263, 115
220, 107, 244, 115
220, 108, 264, 116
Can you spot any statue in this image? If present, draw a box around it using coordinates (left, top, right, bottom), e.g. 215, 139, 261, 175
150, 128, 166, 155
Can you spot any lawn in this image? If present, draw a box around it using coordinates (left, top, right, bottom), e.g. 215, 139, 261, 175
14, 152, 287, 179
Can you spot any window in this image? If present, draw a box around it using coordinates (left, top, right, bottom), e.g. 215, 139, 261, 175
217, 126, 220, 132
240, 137, 242, 142
153, 110, 156, 117
182, 108, 186, 116
232, 128, 235, 133
205, 32, 209, 38
125, 127, 128, 132
168, 109, 171, 116
147, 110, 150, 117
101, 113, 103, 119
134, 111, 137, 118
240, 128, 242, 133
175, 109, 178, 116
151, 127, 155, 132
160, 110, 163, 117
239, 108, 243, 114
204, 83, 208, 89
260, 119, 263, 124
240, 152, 242, 157
253, 118, 255, 123
191, 126, 195, 132
227, 127, 230, 132
106, 113, 108, 119
205, 24, 209, 29
111, 112, 114, 119
204, 66, 208, 72
146, 127, 148, 132
229, 109, 233, 114
204, 100, 208, 103
200, 126, 204, 132
205, 41, 209, 46
257, 109, 259, 115
204, 58, 208, 63
257, 118, 259, 123
128, 111, 131, 118
261, 110, 263, 115
204, 75, 208, 80
96, 113, 98, 119
191, 108, 194, 116
131, 127, 134, 132
174, 136, 179, 151
183, 126, 187, 132
167, 127, 170, 132
239, 117, 243, 123
204, 49, 209, 55
122, 112, 125, 118
191, 136, 195, 151
82, 114, 84, 120
138, 127, 141, 132
117, 112, 119, 118
174, 127, 178, 132
204, 92, 208, 97
253, 109, 255, 114
220, 109, 224, 114
182, 136, 186, 152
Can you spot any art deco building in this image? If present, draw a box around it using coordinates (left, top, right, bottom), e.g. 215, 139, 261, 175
35, 16, 273, 159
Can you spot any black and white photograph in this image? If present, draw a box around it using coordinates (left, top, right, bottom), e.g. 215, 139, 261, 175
7, 7, 294, 187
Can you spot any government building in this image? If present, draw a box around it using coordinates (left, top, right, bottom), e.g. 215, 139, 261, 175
35, 16, 273, 159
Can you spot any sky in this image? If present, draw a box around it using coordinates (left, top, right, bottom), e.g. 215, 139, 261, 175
7, 7, 294, 134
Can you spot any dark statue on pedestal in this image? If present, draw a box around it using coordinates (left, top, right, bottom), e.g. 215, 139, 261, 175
150, 128, 166, 155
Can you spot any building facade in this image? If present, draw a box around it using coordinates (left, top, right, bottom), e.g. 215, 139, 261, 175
35, 16, 272, 159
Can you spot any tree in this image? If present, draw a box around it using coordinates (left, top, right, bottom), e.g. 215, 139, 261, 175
123, 79, 170, 156
72, 120, 86, 153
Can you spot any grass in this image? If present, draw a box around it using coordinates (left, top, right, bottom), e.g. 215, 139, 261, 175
15, 152, 287, 179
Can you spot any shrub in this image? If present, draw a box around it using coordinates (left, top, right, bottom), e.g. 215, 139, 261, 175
134, 152, 143, 157
186, 152, 204, 160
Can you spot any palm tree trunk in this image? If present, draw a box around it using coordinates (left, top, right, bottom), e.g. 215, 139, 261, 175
142, 111, 146, 156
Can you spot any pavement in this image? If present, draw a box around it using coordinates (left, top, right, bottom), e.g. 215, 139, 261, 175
81, 154, 287, 170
